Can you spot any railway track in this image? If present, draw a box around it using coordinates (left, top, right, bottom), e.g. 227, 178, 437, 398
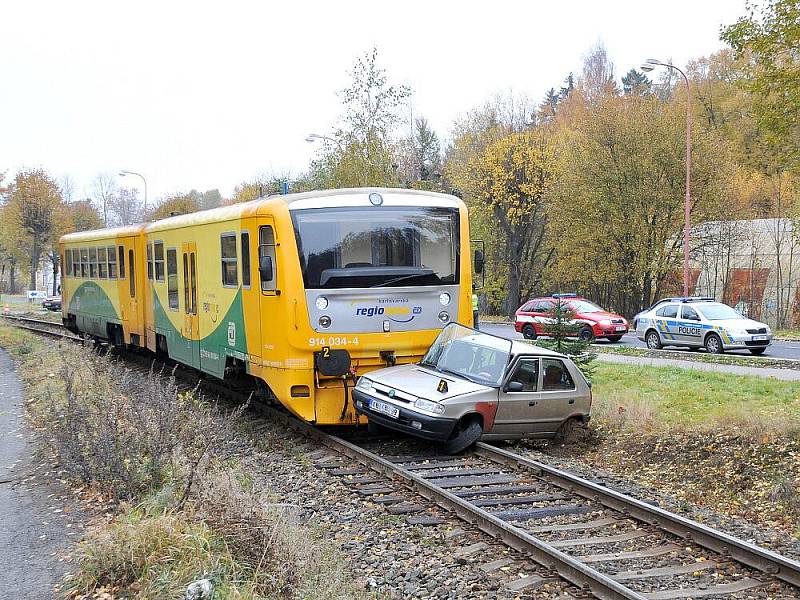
0, 315, 81, 340
6, 316, 800, 598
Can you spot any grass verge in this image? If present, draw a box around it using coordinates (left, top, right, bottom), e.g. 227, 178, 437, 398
593, 343, 800, 369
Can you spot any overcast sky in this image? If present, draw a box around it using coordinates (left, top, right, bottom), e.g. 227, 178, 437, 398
1, 0, 746, 202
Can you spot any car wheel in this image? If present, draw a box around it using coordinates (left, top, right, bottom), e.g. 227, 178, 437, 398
606, 335, 623, 343
578, 327, 594, 342
646, 330, 662, 349
443, 419, 483, 455
749, 348, 766, 356
705, 333, 724, 354
522, 324, 537, 340
554, 417, 589, 444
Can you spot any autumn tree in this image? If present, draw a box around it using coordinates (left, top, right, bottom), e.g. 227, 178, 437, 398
310, 48, 411, 188
550, 90, 733, 314
722, 0, 800, 172
3, 169, 64, 290
449, 127, 558, 316
150, 194, 199, 220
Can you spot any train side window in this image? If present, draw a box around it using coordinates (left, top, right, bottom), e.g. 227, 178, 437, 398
65, 249, 73, 277
221, 233, 238, 287
183, 253, 190, 313
118, 245, 125, 279
241, 231, 251, 288
107, 246, 117, 279
98, 247, 108, 278
128, 250, 135, 297
258, 225, 277, 292
80, 248, 89, 278
167, 248, 179, 310
147, 242, 153, 280
88, 247, 98, 278
154, 241, 165, 281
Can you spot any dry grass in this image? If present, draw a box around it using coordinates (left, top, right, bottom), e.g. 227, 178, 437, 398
0, 323, 372, 600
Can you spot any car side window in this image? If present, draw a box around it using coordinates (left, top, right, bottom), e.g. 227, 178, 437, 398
508, 358, 539, 392
656, 304, 678, 318
681, 305, 700, 321
534, 301, 554, 313
541, 358, 575, 391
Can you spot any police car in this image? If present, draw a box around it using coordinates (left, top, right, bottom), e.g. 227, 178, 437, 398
635, 297, 772, 355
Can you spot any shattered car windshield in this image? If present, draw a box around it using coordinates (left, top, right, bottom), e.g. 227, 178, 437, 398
420, 323, 512, 387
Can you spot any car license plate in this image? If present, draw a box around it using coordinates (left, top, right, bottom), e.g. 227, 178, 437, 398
369, 399, 400, 419
753, 335, 767, 341
615, 326, 626, 332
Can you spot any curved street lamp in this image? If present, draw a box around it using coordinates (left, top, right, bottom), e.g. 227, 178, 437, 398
640, 58, 692, 297
305, 133, 343, 149
118, 170, 148, 216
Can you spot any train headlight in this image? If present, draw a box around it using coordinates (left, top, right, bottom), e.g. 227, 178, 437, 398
319, 315, 332, 328
414, 398, 444, 414
315, 296, 329, 310
439, 292, 451, 306
438, 311, 450, 323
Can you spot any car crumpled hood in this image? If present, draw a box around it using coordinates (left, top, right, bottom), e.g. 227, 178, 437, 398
364, 363, 493, 402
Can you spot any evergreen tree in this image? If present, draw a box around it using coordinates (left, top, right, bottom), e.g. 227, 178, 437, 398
622, 68, 652, 95
537, 298, 596, 377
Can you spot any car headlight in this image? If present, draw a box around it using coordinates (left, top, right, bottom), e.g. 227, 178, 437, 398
414, 398, 444, 414
599, 319, 612, 326
729, 329, 748, 337
356, 377, 374, 392
765, 326, 772, 334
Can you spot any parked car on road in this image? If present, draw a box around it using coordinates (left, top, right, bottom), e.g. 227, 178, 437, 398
514, 293, 628, 342
635, 297, 772, 354
353, 322, 592, 454
42, 295, 61, 311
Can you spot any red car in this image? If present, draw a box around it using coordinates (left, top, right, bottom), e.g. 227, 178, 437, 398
514, 293, 628, 342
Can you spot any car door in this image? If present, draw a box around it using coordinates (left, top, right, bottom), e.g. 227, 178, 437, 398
533, 301, 555, 334
654, 303, 679, 345
677, 304, 704, 347
493, 356, 542, 435
537, 357, 579, 434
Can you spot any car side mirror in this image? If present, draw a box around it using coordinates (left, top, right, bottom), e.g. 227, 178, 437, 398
505, 381, 524, 392
474, 249, 485, 274
259, 255, 273, 281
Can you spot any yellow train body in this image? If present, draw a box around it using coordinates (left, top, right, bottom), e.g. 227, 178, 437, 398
60, 188, 474, 425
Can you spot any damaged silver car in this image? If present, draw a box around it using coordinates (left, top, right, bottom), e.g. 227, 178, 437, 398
353, 323, 592, 453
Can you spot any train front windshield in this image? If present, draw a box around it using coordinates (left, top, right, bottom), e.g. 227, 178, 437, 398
292, 206, 460, 289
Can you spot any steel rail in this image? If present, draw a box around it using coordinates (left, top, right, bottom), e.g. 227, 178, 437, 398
475, 442, 800, 588
1, 317, 81, 341
1, 315, 66, 328
253, 405, 643, 600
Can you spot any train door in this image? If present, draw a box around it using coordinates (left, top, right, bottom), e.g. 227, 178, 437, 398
257, 220, 279, 345
182, 241, 200, 367
120, 239, 142, 343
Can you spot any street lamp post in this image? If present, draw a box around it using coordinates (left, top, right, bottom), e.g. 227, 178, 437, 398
641, 59, 692, 297
305, 133, 343, 149
118, 170, 148, 217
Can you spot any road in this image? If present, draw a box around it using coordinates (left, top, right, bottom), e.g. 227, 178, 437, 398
478, 322, 800, 360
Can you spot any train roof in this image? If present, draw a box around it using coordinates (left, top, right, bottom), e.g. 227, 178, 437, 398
143, 188, 462, 233
59, 188, 464, 242
60, 224, 145, 243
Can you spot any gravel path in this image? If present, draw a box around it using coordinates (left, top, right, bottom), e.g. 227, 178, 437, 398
0, 349, 85, 598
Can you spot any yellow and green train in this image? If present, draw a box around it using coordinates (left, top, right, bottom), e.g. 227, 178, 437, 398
59, 188, 478, 425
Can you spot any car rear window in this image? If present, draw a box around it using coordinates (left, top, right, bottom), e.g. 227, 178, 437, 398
656, 304, 678, 318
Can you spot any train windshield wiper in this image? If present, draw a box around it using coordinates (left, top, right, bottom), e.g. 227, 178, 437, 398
370, 271, 438, 288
